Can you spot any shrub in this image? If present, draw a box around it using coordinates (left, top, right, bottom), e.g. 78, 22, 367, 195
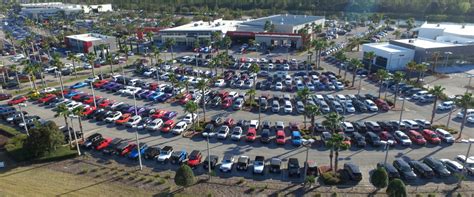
386, 178, 407, 197
370, 167, 389, 189
321, 172, 341, 185
432, 124, 458, 134
174, 165, 196, 187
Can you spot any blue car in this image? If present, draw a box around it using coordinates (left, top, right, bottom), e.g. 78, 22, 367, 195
291, 131, 303, 146
70, 82, 88, 89
110, 84, 124, 92
170, 149, 187, 165
102, 82, 117, 90
65, 90, 83, 98
128, 143, 148, 159
142, 91, 155, 99
148, 92, 164, 101
162, 111, 178, 120
156, 93, 172, 102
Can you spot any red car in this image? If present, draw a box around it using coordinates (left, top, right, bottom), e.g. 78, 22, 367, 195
115, 113, 132, 125
276, 130, 286, 145
148, 83, 159, 90
120, 143, 137, 156
379, 131, 397, 145
218, 91, 229, 99
179, 93, 192, 104
82, 106, 97, 116
374, 99, 391, 111
83, 96, 102, 105
161, 119, 175, 133
246, 128, 257, 142
151, 109, 168, 119
8, 96, 27, 105
95, 138, 112, 150
98, 99, 114, 108
38, 94, 56, 104
421, 129, 441, 144
407, 130, 427, 145
221, 97, 232, 108
72, 93, 87, 101
187, 150, 202, 167
224, 118, 234, 127
0, 93, 12, 101
93, 79, 109, 88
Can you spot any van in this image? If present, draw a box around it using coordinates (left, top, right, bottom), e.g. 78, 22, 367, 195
336, 94, 346, 103
402, 120, 420, 130
435, 128, 454, 144
456, 109, 474, 118
341, 122, 355, 133
228, 91, 238, 99
272, 100, 280, 113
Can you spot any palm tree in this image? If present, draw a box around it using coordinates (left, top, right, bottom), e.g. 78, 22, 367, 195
196, 79, 208, 122
297, 87, 311, 128
55, 103, 72, 147
313, 39, 328, 70
23, 62, 39, 90
406, 61, 417, 81
86, 53, 97, 77
246, 89, 256, 105
392, 71, 406, 107
334, 51, 347, 76
122, 45, 130, 62
10, 64, 20, 88
327, 133, 350, 172
376, 69, 390, 98
5, 32, 16, 54
106, 53, 113, 75
364, 51, 376, 74
393, 30, 401, 39
152, 45, 160, 65
165, 38, 176, 61
222, 36, 232, 56
249, 63, 260, 102
168, 73, 177, 88
416, 63, 428, 82
67, 53, 79, 78
322, 112, 344, 171
51, 53, 66, 97
456, 93, 474, 140
183, 101, 199, 129
146, 31, 154, 44
304, 104, 321, 135
431, 52, 441, 73
350, 58, 363, 87
428, 85, 445, 124
72, 105, 86, 141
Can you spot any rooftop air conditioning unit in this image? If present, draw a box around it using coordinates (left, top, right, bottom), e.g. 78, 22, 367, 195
408, 39, 414, 43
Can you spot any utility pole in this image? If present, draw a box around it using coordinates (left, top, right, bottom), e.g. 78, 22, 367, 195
398, 96, 406, 128
207, 136, 211, 180
69, 115, 81, 156
459, 139, 474, 187
90, 82, 97, 108
18, 103, 29, 136
133, 93, 142, 170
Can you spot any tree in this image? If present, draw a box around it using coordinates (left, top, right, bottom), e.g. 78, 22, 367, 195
431, 51, 441, 73
55, 103, 72, 147
393, 30, 401, 39
326, 133, 350, 172
313, 39, 328, 70
349, 58, 363, 87
406, 61, 417, 81
429, 85, 445, 124
370, 167, 389, 189
392, 71, 405, 107
165, 38, 176, 61
72, 105, 86, 141
23, 61, 39, 90
196, 79, 208, 122
334, 51, 347, 76
322, 112, 344, 171
456, 93, 474, 139
24, 121, 64, 157
406, 18, 415, 31
249, 63, 260, 103
415, 63, 428, 82
174, 164, 196, 187
376, 69, 390, 98
222, 36, 232, 56
297, 87, 311, 128
51, 53, 66, 96
10, 64, 21, 88
264, 20, 272, 32
86, 53, 97, 77
67, 53, 79, 78
184, 101, 199, 129
386, 178, 407, 197
364, 51, 376, 74
304, 104, 320, 135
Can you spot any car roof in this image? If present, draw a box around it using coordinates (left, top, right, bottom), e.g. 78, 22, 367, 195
162, 146, 173, 151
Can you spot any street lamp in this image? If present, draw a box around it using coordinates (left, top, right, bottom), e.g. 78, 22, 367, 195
398, 94, 406, 129
466, 74, 473, 93
382, 140, 394, 165
90, 82, 97, 108
459, 138, 474, 187
57, 71, 65, 99
357, 75, 365, 95
18, 103, 29, 136
444, 51, 452, 68
302, 139, 315, 183
68, 115, 81, 156
132, 93, 143, 170
206, 135, 212, 179
307, 51, 313, 77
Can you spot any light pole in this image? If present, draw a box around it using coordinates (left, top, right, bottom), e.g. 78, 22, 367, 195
132, 93, 143, 170
466, 74, 473, 93
18, 103, 29, 136
90, 82, 97, 108
57, 71, 65, 99
357, 75, 363, 95
69, 115, 81, 156
206, 135, 211, 180
307, 51, 313, 77
447, 107, 455, 128
459, 139, 474, 187
444, 51, 452, 68
383, 140, 394, 165
398, 95, 406, 129
302, 139, 315, 184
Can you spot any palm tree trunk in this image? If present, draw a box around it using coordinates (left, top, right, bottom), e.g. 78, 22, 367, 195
109, 63, 114, 75
15, 72, 20, 86
64, 116, 72, 147
78, 117, 85, 141
317, 51, 322, 70
393, 84, 400, 107
202, 90, 206, 122
351, 70, 357, 87
31, 76, 37, 90
430, 98, 438, 124
329, 149, 334, 171
458, 108, 468, 139
40, 72, 46, 87
27, 75, 33, 89
91, 64, 96, 77
334, 149, 339, 172
311, 116, 315, 135
378, 81, 383, 98
73, 60, 78, 78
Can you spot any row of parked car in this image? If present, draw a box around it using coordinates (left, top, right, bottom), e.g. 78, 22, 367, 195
252, 70, 346, 92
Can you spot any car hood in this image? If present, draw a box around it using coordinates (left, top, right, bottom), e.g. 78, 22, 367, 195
220, 163, 232, 169
254, 164, 264, 172
157, 154, 170, 161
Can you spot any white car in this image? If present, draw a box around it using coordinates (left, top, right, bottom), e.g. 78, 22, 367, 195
412, 90, 428, 100
365, 99, 379, 112
125, 115, 142, 128
275, 82, 283, 91
84, 76, 99, 84
394, 130, 412, 146
146, 119, 164, 131
182, 113, 197, 124
284, 100, 293, 113
249, 120, 259, 129
110, 102, 124, 110
160, 73, 170, 81
437, 101, 455, 111
41, 87, 57, 94
217, 125, 230, 139
283, 64, 290, 70
172, 121, 188, 134
296, 101, 305, 113
220, 155, 235, 172
306, 82, 315, 91
284, 75, 292, 85
296, 82, 305, 91
344, 102, 356, 113
455, 155, 474, 174
143, 68, 157, 77
157, 147, 173, 162
230, 126, 243, 140
214, 79, 225, 87
467, 117, 474, 124
457, 109, 474, 119
253, 156, 265, 174
435, 128, 454, 144
439, 159, 464, 174
105, 111, 122, 123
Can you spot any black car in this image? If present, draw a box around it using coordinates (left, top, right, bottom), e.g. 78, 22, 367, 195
423, 157, 451, 177
6, 111, 28, 123
94, 109, 112, 121
352, 132, 367, 147
114, 141, 130, 155
83, 133, 103, 148
366, 132, 382, 147
144, 146, 161, 160
203, 155, 219, 170
288, 158, 301, 177
260, 129, 271, 143
344, 163, 363, 181
313, 122, 327, 133
377, 121, 395, 132
102, 138, 123, 155
410, 160, 435, 179
353, 100, 368, 113
305, 160, 319, 176
0, 109, 17, 119
393, 159, 417, 181
270, 157, 282, 173
377, 162, 401, 180
208, 97, 222, 108
236, 155, 250, 171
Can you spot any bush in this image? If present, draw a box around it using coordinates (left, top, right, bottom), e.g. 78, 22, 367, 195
321, 172, 341, 185
0, 124, 22, 136
432, 125, 458, 134
305, 175, 316, 185
174, 165, 196, 187
370, 167, 389, 189
386, 178, 407, 197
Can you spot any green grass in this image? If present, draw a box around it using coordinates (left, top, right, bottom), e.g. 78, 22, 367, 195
0, 123, 22, 136
35, 146, 77, 163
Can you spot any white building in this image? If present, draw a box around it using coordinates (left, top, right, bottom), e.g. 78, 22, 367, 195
19, 2, 112, 19
361, 43, 415, 71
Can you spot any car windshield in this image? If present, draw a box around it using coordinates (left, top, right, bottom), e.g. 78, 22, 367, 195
277, 135, 284, 139
401, 135, 409, 139
190, 154, 198, 160
160, 150, 169, 155
431, 134, 438, 138
416, 135, 423, 139
401, 165, 411, 172
224, 159, 231, 163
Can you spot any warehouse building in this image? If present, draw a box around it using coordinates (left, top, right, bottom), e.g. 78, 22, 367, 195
362, 22, 474, 71
65, 33, 117, 54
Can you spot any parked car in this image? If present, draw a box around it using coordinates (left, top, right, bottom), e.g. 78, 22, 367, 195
203, 155, 219, 170
187, 150, 202, 168
376, 162, 400, 180
288, 158, 301, 177
253, 156, 266, 175
423, 157, 451, 177
269, 157, 282, 174
409, 160, 435, 179
344, 163, 363, 181
144, 146, 161, 160
393, 158, 417, 181
220, 155, 235, 172
407, 130, 427, 145
157, 146, 174, 163
170, 149, 188, 164
236, 155, 250, 171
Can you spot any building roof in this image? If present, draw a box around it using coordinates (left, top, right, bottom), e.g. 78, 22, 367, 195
160, 19, 241, 33
242, 14, 324, 27
66, 33, 112, 42
419, 23, 474, 38
364, 43, 411, 53
394, 38, 463, 49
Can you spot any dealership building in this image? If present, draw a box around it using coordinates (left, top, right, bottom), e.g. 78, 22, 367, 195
158, 14, 325, 49
19, 2, 112, 19
362, 22, 474, 71
65, 33, 117, 53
